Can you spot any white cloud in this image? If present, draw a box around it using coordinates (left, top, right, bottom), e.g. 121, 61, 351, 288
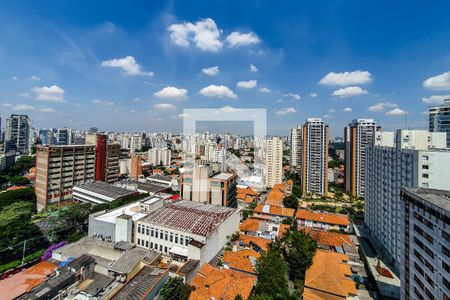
276, 107, 297, 115
367, 102, 397, 112
218, 106, 241, 113
131, 109, 136, 113
250, 64, 258, 72
199, 85, 237, 99
133, 97, 141, 102
259, 87, 271, 93
39, 107, 57, 113
177, 113, 193, 119
323, 114, 332, 118
101, 56, 153, 76
341, 107, 352, 112
154, 103, 176, 110
93, 99, 114, 105
226, 31, 260, 47
31, 75, 41, 81
284, 93, 301, 100
422, 95, 450, 105
19, 92, 30, 98
328, 108, 336, 113
2, 103, 12, 107
386, 108, 407, 116
423, 71, 450, 91
276, 99, 283, 103
319, 70, 372, 86
202, 66, 219, 76
237, 80, 257, 89
332, 86, 368, 98
33, 85, 65, 102
167, 18, 223, 52
13, 104, 34, 111
12, 76, 18, 81
154, 86, 188, 100
310, 93, 318, 98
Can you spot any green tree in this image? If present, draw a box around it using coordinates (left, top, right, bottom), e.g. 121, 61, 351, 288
160, 277, 194, 300
234, 295, 243, 300
292, 185, 302, 198
0, 187, 35, 210
255, 249, 290, 299
282, 195, 298, 209
48, 203, 93, 242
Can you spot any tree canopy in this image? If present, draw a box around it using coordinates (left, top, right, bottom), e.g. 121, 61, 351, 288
0, 187, 35, 210
282, 195, 299, 209
255, 249, 290, 299
160, 277, 194, 300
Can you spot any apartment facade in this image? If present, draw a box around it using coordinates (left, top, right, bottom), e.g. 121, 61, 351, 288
95, 134, 120, 183
130, 155, 142, 180
148, 148, 172, 166
429, 98, 450, 147
400, 187, 450, 300
35, 145, 96, 211
301, 118, 329, 195
365, 130, 450, 273
4, 114, 32, 154
290, 125, 302, 174
344, 119, 380, 197
265, 137, 283, 188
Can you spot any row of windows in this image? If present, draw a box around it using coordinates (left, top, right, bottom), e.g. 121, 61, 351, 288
136, 238, 169, 253
137, 224, 190, 246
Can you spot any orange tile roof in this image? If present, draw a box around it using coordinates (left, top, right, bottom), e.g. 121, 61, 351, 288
244, 196, 254, 204
222, 249, 260, 273
240, 218, 261, 232
0, 261, 58, 300
6, 185, 28, 191
237, 187, 259, 196
254, 204, 295, 218
278, 224, 290, 238
237, 193, 246, 200
264, 183, 285, 207
238, 234, 271, 252
303, 228, 354, 248
303, 287, 346, 300
189, 264, 256, 300
304, 250, 356, 298
296, 209, 350, 227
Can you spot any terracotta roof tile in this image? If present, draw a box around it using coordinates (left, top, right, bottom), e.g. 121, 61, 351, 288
240, 218, 261, 232
304, 250, 356, 298
254, 204, 295, 218
190, 264, 256, 300
264, 183, 286, 207
236, 187, 259, 196
238, 234, 271, 251
303, 228, 354, 247
296, 209, 350, 227
303, 287, 346, 300
222, 249, 260, 273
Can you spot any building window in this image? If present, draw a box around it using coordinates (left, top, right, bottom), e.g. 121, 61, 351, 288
422, 165, 429, 170
180, 235, 184, 245
137, 238, 141, 245
422, 173, 429, 179
165, 231, 168, 241
185, 237, 189, 246
154, 243, 158, 250
164, 246, 168, 253
145, 240, 149, 248
137, 224, 141, 234
159, 245, 163, 252
151, 228, 154, 237
160, 231, 163, 239
146, 226, 149, 235
150, 242, 153, 248
170, 232, 173, 242
155, 229, 159, 239
175, 234, 178, 244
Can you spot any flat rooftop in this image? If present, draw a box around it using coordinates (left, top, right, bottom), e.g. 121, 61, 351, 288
402, 187, 450, 212
75, 182, 137, 199
212, 172, 235, 180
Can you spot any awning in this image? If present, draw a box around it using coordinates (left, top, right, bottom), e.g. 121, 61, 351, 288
169, 246, 188, 257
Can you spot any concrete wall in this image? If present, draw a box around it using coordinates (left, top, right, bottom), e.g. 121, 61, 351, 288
88, 213, 116, 242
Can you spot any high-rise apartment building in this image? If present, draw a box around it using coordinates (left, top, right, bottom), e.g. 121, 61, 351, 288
429, 98, 450, 147
290, 125, 302, 174
95, 134, 120, 183
344, 119, 380, 197
56, 128, 72, 145
300, 118, 329, 195
365, 130, 449, 273
5, 114, 32, 154
400, 187, 450, 300
130, 155, 142, 180
148, 148, 172, 166
265, 137, 283, 188
180, 165, 237, 207
35, 145, 96, 211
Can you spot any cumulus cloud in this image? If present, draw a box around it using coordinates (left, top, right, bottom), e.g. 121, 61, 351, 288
276, 107, 297, 115
93, 99, 114, 105
218, 106, 241, 113
341, 107, 352, 112
367, 102, 398, 112
199, 85, 237, 98
422, 95, 450, 105
154, 103, 176, 110
386, 108, 407, 116
276, 99, 283, 103
12, 104, 34, 111
237, 80, 257, 89
167, 18, 223, 52
319, 70, 372, 86
154, 86, 188, 100
332, 86, 368, 98
226, 31, 260, 47
101, 56, 153, 76
12, 76, 18, 81
31, 75, 41, 81
39, 107, 57, 113
310, 93, 318, 98
328, 108, 336, 113
33, 85, 65, 102
423, 71, 450, 91
250, 64, 258, 72
284, 93, 301, 100
259, 87, 271, 93
202, 66, 219, 76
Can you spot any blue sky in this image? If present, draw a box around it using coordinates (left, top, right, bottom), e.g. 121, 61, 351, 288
1, 0, 450, 136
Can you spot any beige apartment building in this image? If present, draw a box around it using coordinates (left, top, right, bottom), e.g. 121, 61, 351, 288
265, 137, 283, 188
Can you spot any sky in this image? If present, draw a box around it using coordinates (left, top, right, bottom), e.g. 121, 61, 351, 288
1, 0, 450, 136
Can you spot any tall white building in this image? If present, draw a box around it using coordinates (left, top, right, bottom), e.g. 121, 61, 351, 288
290, 125, 302, 174
265, 137, 283, 188
5, 114, 32, 154
301, 118, 329, 195
344, 119, 380, 197
400, 187, 450, 300
429, 98, 450, 147
365, 129, 450, 273
148, 148, 172, 166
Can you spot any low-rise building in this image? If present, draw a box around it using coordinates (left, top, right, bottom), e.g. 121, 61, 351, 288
222, 249, 260, 275
296, 209, 351, 232
73, 182, 139, 205
253, 204, 295, 223
135, 200, 239, 265
239, 217, 289, 240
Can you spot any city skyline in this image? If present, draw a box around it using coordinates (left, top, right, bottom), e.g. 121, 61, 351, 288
1, 1, 450, 136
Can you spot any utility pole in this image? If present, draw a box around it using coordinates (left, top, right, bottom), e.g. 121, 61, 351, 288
21, 239, 27, 265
